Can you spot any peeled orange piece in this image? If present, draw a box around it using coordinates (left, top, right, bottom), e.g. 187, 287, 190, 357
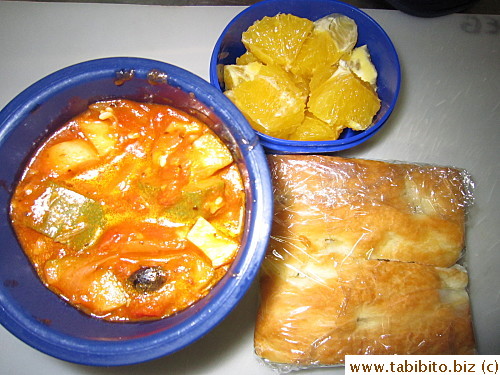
289, 112, 343, 141
242, 13, 313, 71
308, 63, 381, 131
224, 62, 306, 139
291, 28, 343, 78
314, 14, 358, 54
223, 61, 262, 90
236, 51, 258, 65
344, 45, 378, 88
291, 13, 359, 79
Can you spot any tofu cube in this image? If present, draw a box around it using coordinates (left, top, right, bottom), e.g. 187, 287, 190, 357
187, 217, 239, 267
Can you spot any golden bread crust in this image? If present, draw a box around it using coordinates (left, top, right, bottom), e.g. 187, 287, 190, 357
255, 257, 475, 365
255, 155, 475, 366
268, 155, 467, 267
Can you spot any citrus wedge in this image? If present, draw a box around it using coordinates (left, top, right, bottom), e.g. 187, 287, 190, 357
224, 61, 262, 90
314, 13, 358, 54
308, 63, 381, 131
344, 45, 378, 88
224, 62, 306, 138
289, 112, 343, 141
242, 13, 313, 71
236, 51, 258, 65
291, 27, 344, 78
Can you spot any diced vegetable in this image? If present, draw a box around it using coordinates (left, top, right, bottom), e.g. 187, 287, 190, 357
44, 257, 76, 284
42, 139, 99, 174
87, 269, 128, 313
45, 258, 128, 314
151, 131, 183, 168
187, 134, 234, 179
187, 216, 239, 267
27, 182, 105, 249
152, 120, 205, 168
166, 120, 202, 134
79, 120, 116, 156
162, 177, 225, 223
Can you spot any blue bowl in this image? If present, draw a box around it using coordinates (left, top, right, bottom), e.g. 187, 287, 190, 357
210, 0, 401, 154
0, 57, 273, 366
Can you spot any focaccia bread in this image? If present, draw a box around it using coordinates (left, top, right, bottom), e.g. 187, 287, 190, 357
255, 255, 475, 365
268, 155, 470, 268
254, 155, 475, 367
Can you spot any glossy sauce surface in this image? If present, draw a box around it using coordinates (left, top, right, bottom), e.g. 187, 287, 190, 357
10, 99, 246, 321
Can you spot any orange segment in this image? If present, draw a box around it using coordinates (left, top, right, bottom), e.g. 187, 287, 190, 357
309, 64, 337, 93
224, 63, 306, 139
314, 14, 358, 54
223, 61, 262, 90
242, 13, 314, 71
291, 29, 343, 79
236, 51, 258, 65
344, 45, 378, 88
308, 63, 381, 131
289, 112, 343, 141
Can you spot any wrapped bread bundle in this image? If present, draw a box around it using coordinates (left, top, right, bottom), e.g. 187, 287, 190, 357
255, 155, 475, 370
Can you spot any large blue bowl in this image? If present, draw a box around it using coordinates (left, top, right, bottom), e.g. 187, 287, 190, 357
0, 57, 273, 366
210, 0, 401, 154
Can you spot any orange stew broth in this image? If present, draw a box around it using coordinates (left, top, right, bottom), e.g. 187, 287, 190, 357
10, 99, 246, 321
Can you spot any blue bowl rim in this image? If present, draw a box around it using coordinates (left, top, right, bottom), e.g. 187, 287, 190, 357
209, 0, 402, 153
0, 57, 273, 366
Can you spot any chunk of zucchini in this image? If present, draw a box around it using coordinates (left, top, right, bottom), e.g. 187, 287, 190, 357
161, 177, 225, 223
28, 182, 105, 249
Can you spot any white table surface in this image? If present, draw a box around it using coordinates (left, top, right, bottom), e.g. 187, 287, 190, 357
0, 1, 499, 373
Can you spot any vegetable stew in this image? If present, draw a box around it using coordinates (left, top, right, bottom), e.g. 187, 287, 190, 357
10, 99, 246, 321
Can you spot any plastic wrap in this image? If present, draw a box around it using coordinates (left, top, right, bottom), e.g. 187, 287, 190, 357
254, 155, 476, 372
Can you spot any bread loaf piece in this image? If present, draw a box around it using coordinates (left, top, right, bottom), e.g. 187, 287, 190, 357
255, 255, 475, 365
268, 155, 468, 268
255, 155, 475, 367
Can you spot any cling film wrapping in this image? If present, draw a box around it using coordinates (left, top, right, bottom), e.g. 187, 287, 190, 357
254, 155, 476, 372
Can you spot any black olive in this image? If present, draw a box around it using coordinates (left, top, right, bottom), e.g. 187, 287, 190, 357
128, 266, 167, 293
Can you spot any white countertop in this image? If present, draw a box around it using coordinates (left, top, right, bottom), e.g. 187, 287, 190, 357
0, 1, 499, 373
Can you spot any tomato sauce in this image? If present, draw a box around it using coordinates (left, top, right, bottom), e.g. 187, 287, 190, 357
10, 99, 246, 321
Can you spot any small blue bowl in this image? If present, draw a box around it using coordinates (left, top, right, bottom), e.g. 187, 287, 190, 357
0, 57, 273, 366
210, 0, 401, 154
